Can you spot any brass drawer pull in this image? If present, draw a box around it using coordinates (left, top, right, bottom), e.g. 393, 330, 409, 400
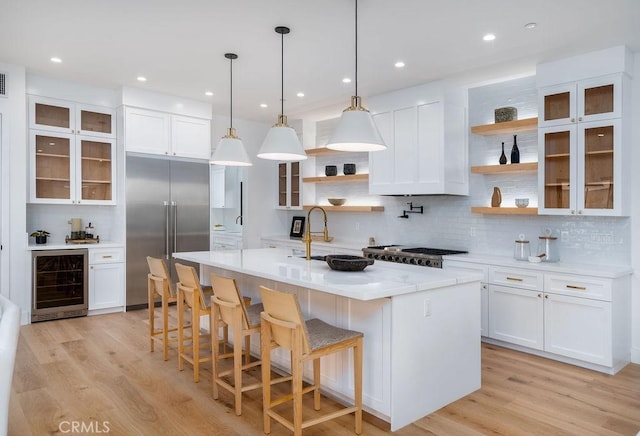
566, 285, 586, 291
102, 255, 113, 259
506, 276, 524, 282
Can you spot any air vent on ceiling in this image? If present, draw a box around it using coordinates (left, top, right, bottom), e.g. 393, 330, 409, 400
0, 72, 6, 97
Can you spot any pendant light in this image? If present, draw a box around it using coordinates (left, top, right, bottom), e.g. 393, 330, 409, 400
258, 26, 307, 161
210, 53, 252, 166
326, 0, 386, 152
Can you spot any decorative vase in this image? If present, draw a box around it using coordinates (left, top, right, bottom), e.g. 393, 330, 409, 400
510, 134, 520, 164
35, 235, 47, 244
491, 187, 502, 207
325, 165, 337, 176
499, 142, 507, 165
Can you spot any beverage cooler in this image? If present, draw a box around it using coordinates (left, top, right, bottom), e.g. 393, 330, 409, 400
31, 249, 88, 322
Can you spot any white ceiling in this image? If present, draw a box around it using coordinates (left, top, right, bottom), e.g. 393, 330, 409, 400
1, 0, 639, 123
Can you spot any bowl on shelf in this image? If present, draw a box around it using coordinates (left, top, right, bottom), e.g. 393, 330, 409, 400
327, 198, 346, 206
515, 198, 529, 208
325, 254, 374, 271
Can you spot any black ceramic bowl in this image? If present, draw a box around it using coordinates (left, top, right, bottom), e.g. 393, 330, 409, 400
325, 255, 374, 272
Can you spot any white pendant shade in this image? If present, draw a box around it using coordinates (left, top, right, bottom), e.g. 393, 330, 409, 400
258, 117, 307, 161
210, 128, 252, 166
327, 102, 386, 152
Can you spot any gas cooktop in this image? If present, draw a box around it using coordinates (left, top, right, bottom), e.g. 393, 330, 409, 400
361, 245, 467, 268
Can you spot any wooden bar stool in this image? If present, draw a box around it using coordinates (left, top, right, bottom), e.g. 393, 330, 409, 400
259, 285, 364, 435
147, 256, 177, 361
175, 262, 216, 383
210, 274, 267, 415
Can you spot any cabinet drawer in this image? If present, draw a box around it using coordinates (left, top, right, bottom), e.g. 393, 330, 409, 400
444, 260, 489, 282
89, 248, 124, 264
489, 267, 543, 290
544, 273, 612, 301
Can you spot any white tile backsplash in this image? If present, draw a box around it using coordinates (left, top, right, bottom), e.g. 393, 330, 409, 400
295, 75, 630, 267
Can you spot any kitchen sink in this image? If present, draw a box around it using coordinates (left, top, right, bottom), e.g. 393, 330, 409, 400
298, 255, 327, 261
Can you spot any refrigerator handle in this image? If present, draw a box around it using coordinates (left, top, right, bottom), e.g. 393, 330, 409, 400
164, 201, 170, 259
239, 181, 243, 226
172, 201, 177, 255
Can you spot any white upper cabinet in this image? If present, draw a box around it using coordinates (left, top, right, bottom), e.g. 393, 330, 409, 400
124, 107, 211, 160
124, 107, 171, 156
171, 115, 212, 159
536, 46, 631, 216
29, 96, 115, 139
368, 81, 468, 196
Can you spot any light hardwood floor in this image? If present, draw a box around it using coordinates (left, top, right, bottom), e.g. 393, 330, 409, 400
9, 310, 640, 435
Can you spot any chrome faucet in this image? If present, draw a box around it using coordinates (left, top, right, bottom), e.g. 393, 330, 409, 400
235, 215, 243, 225
301, 206, 329, 260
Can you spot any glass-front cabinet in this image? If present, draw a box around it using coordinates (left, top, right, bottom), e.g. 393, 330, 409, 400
30, 130, 115, 204
538, 75, 621, 128
538, 73, 626, 216
277, 162, 301, 209
539, 119, 621, 216
29, 96, 115, 138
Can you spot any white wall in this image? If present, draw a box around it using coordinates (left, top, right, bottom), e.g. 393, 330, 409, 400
0, 63, 27, 321
630, 54, 640, 363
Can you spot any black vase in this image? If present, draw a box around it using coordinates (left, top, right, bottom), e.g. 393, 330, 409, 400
499, 142, 507, 165
325, 165, 337, 176
343, 163, 356, 175
510, 134, 520, 164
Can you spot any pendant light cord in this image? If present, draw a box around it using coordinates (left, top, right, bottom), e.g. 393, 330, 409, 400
281, 30, 284, 117
229, 56, 233, 129
354, 0, 358, 97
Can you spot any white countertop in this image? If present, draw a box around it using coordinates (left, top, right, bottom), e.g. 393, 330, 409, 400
444, 253, 632, 279
174, 248, 481, 301
261, 235, 366, 252
28, 241, 123, 251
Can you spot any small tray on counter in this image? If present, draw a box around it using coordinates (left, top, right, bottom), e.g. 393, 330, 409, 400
65, 237, 100, 244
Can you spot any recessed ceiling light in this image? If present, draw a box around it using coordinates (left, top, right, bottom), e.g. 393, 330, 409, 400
296, 92, 305, 98
483, 33, 496, 41
205, 91, 213, 96
260, 103, 268, 108
394, 61, 405, 68
342, 77, 352, 84
137, 76, 147, 82
524, 22, 537, 29
50, 57, 62, 63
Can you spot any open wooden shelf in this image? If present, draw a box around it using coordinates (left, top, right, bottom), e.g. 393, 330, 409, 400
471, 162, 538, 174
471, 206, 538, 215
303, 205, 384, 212
304, 147, 349, 157
303, 174, 368, 183
471, 117, 538, 136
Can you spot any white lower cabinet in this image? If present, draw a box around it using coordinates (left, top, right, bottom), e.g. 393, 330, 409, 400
489, 284, 543, 350
543, 293, 612, 366
88, 247, 125, 312
444, 257, 631, 374
211, 233, 242, 250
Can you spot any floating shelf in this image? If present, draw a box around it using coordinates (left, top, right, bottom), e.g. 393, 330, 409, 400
471, 162, 538, 174
304, 147, 348, 157
303, 205, 384, 212
471, 117, 538, 135
303, 174, 368, 183
471, 206, 538, 215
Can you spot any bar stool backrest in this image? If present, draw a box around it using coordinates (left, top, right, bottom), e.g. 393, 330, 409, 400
175, 263, 207, 311
210, 275, 250, 329
260, 286, 312, 355
147, 256, 174, 299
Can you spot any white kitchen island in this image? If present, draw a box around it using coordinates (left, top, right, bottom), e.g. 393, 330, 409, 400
174, 248, 481, 431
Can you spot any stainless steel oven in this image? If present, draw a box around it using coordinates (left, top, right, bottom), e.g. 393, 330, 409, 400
32, 249, 88, 322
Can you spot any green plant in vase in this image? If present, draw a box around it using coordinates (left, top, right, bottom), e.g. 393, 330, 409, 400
30, 230, 50, 244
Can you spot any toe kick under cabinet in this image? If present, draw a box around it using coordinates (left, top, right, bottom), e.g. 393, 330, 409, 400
443, 256, 631, 374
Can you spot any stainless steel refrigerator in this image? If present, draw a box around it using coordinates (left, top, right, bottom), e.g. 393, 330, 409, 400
125, 155, 209, 309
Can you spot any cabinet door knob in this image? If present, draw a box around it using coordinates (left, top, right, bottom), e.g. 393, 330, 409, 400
578, 117, 582, 122
537, 293, 542, 298
570, 118, 575, 122
578, 210, 582, 215
544, 294, 548, 299
571, 210, 575, 214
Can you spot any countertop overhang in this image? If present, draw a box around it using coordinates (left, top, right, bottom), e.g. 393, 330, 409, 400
174, 248, 481, 301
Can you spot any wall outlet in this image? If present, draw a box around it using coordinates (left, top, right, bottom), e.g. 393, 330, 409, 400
424, 299, 431, 317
